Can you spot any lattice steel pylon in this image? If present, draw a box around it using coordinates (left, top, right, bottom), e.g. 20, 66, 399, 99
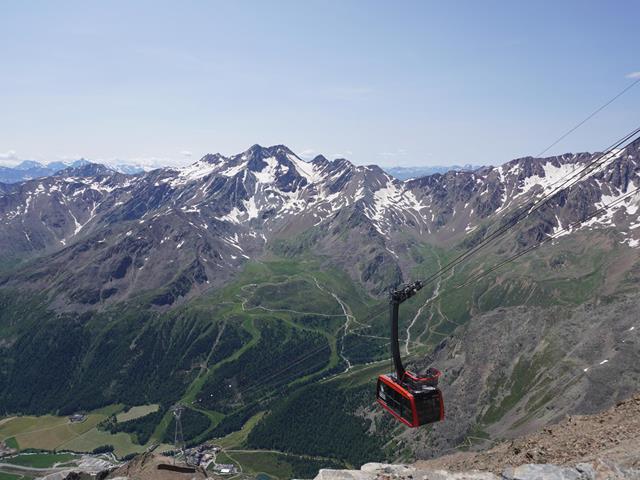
170, 403, 185, 465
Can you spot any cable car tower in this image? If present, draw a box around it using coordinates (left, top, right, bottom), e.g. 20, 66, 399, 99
170, 403, 186, 464
376, 281, 445, 427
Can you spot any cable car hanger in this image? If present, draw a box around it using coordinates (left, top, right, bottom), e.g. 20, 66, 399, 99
376, 281, 445, 428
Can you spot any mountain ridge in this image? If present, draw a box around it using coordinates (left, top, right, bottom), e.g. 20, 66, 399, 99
0, 159, 150, 184
1, 142, 639, 309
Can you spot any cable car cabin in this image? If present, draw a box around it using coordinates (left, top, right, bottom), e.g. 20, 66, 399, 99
376, 368, 444, 427
377, 281, 446, 427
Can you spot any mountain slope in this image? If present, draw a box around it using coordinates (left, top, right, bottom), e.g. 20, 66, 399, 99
316, 394, 640, 479
0, 142, 639, 472
416, 392, 640, 473
366, 291, 640, 461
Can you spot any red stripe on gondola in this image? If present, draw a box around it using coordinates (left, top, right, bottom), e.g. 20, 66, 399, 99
379, 375, 411, 397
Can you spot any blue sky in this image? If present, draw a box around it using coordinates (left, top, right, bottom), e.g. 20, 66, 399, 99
1, 0, 639, 168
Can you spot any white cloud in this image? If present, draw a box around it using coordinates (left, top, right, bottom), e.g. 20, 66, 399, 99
121, 157, 168, 168
0, 150, 18, 160
331, 150, 353, 159
625, 71, 640, 79
0, 150, 20, 167
299, 148, 316, 159
54, 154, 84, 163
93, 156, 182, 170
180, 150, 193, 158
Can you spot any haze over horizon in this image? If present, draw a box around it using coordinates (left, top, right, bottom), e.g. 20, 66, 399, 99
2, 0, 639, 169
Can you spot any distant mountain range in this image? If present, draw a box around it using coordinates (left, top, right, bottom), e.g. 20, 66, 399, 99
0, 158, 480, 184
382, 164, 482, 180
0, 159, 145, 183
0, 159, 88, 183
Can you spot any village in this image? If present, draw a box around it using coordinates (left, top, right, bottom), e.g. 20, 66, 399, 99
182, 444, 239, 475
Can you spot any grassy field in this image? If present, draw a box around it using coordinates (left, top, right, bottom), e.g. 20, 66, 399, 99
0, 473, 31, 480
3, 438, 18, 449
4, 414, 106, 452
208, 450, 239, 471
0, 405, 156, 456
217, 411, 265, 449
3, 452, 77, 468
226, 450, 344, 480
226, 451, 292, 479
115, 404, 159, 423
0, 416, 67, 442
58, 427, 147, 457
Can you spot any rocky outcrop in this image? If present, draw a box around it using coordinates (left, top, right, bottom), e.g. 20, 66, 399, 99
103, 453, 207, 480
412, 395, 640, 473
314, 461, 640, 480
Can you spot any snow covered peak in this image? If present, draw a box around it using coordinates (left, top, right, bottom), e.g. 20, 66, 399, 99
15, 160, 46, 171
241, 144, 294, 158
199, 153, 226, 165
169, 145, 323, 189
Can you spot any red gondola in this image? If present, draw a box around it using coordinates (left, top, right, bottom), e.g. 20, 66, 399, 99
376, 281, 445, 427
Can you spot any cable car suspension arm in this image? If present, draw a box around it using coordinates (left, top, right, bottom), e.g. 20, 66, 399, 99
390, 281, 424, 380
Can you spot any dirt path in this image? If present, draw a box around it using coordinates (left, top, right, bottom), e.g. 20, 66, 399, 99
201, 320, 227, 373
240, 281, 345, 317
311, 277, 362, 371
405, 258, 443, 355
0, 417, 15, 428
334, 295, 357, 370
415, 263, 458, 345
0, 462, 66, 475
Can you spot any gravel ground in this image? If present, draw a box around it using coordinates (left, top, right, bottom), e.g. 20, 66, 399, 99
415, 393, 640, 473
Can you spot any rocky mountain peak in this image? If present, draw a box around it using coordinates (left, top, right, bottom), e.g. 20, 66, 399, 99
311, 154, 329, 165
54, 162, 115, 178
14, 160, 45, 170
199, 153, 226, 164
226, 145, 299, 173
243, 143, 294, 158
